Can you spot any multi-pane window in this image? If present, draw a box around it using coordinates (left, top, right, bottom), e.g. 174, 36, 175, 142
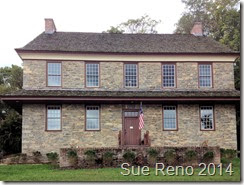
200, 106, 214, 130
47, 63, 61, 86
124, 111, 139, 117
125, 64, 138, 87
86, 63, 99, 87
162, 64, 175, 87
199, 64, 212, 87
163, 106, 177, 130
47, 105, 61, 131
86, 106, 100, 130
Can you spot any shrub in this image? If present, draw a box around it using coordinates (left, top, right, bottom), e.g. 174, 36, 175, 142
67, 149, 78, 167
103, 151, 114, 166
185, 150, 197, 162
164, 149, 177, 165
123, 151, 135, 164
202, 151, 214, 162
33, 151, 42, 163
84, 150, 96, 166
46, 152, 59, 166
221, 149, 236, 159
147, 148, 159, 166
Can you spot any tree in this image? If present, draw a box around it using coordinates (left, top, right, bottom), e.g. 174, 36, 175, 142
105, 15, 161, 34
175, 0, 240, 89
0, 65, 23, 156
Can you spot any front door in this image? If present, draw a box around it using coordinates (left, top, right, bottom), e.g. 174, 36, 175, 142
123, 111, 141, 146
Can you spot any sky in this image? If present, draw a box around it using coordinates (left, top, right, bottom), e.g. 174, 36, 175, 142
0, 0, 185, 67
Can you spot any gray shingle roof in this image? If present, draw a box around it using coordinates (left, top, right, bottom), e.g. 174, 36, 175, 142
2, 89, 240, 98
16, 32, 238, 54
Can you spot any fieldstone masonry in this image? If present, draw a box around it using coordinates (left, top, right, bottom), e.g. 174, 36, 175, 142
23, 60, 235, 90
22, 103, 237, 155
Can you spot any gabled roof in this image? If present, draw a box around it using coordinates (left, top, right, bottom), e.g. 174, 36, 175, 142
16, 32, 238, 54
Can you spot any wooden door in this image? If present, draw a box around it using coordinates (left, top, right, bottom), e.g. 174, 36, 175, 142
124, 115, 141, 146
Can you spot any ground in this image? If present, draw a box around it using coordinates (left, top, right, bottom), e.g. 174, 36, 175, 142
0, 158, 240, 182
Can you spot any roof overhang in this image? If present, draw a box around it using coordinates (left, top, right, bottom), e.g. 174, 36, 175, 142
15, 49, 240, 63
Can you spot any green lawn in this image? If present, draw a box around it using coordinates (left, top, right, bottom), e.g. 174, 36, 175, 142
0, 158, 240, 182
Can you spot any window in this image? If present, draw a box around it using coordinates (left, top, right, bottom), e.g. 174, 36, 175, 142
199, 64, 212, 87
163, 106, 177, 130
124, 111, 139, 117
162, 64, 176, 87
200, 106, 214, 130
47, 105, 61, 131
86, 106, 100, 130
86, 63, 99, 87
47, 62, 61, 86
124, 64, 138, 87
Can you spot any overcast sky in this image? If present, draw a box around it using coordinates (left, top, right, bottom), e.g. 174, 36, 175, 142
0, 0, 185, 67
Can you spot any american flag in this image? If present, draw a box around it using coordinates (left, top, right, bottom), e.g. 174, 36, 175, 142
139, 102, 144, 130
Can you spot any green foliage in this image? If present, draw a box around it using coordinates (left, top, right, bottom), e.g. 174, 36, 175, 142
103, 151, 114, 159
123, 151, 135, 163
185, 150, 197, 161
84, 150, 96, 158
33, 151, 42, 163
105, 15, 161, 34
202, 151, 214, 162
103, 151, 114, 166
221, 148, 236, 159
67, 149, 77, 158
33, 151, 42, 157
147, 148, 159, 158
0, 65, 23, 156
175, 0, 240, 52
164, 149, 177, 164
46, 152, 59, 164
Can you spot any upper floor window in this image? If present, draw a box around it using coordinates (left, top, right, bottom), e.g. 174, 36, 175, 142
47, 62, 61, 86
199, 64, 212, 87
200, 106, 214, 130
162, 64, 176, 88
86, 106, 100, 130
47, 105, 61, 131
163, 106, 177, 130
86, 63, 99, 87
124, 63, 138, 87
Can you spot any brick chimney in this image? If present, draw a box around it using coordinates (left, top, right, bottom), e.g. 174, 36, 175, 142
190, 22, 203, 36
45, 18, 56, 34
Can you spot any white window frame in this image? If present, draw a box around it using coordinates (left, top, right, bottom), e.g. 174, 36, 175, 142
86, 63, 99, 87
199, 64, 212, 88
163, 106, 177, 130
162, 64, 176, 88
46, 105, 61, 131
47, 62, 62, 87
86, 106, 100, 131
200, 106, 214, 131
124, 63, 138, 88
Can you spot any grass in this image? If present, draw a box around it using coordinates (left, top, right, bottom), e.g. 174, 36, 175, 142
0, 158, 240, 182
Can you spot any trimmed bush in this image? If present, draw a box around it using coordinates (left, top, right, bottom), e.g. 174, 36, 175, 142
147, 148, 159, 166
67, 149, 78, 167
185, 150, 197, 162
46, 152, 59, 166
103, 151, 114, 166
123, 151, 135, 164
164, 149, 177, 165
202, 151, 214, 162
33, 151, 42, 163
84, 150, 96, 166
221, 149, 236, 159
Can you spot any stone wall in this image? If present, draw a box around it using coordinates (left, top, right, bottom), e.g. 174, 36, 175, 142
23, 60, 235, 90
22, 103, 237, 155
59, 146, 221, 168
